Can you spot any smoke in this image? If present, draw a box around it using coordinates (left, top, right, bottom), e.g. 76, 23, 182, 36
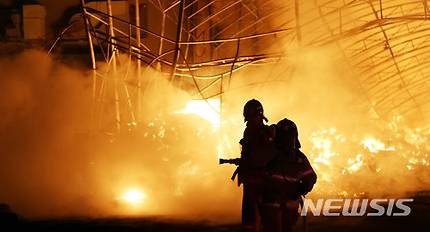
0, 50, 240, 221
0, 50, 94, 217
0, 46, 428, 222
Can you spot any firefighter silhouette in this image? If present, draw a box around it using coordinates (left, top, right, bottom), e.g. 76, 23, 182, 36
236, 99, 276, 232
259, 118, 317, 232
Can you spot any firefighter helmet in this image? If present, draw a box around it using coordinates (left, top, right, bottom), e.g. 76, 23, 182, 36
276, 118, 301, 149
243, 99, 268, 122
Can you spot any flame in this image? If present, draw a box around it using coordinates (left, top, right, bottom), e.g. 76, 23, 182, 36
346, 154, 363, 173
119, 188, 146, 206
176, 99, 221, 127
361, 137, 395, 153
304, 116, 430, 198
310, 129, 338, 166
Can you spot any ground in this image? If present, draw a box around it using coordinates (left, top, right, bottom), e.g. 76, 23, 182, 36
1, 195, 429, 232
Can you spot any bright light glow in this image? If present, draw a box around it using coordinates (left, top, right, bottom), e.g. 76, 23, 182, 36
311, 131, 336, 166
119, 189, 146, 205
346, 154, 364, 173
361, 137, 395, 153
176, 99, 220, 127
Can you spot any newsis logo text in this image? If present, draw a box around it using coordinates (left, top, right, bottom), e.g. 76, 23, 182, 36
301, 198, 414, 216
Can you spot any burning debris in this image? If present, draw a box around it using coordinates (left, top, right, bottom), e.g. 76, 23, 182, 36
307, 118, 430, 198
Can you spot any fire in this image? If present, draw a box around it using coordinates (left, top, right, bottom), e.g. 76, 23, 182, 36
119, 188, 146, 206
310, 128, 340, 167
361, 137, 395, 153
346, 154, 363, 173
304, 116, 430, 198
176, 99, 221, 127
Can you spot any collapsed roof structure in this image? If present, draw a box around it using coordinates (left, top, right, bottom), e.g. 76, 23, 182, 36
70, 0, 430, 131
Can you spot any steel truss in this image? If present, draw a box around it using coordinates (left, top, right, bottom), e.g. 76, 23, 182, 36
73, 0, 430, 132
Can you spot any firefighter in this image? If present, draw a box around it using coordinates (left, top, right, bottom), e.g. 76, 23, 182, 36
259, 118, 317, 232
236, 99, 276, 232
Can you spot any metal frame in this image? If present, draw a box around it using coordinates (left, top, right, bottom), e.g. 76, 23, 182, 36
71, 0, 430, 132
